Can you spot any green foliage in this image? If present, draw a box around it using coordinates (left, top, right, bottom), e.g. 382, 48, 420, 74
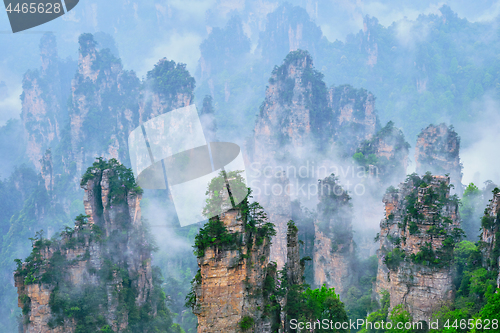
196, 170, 275, 258
78, 33, 96, 57
476, 289, 500, 332
409, 221, 419, 235
384, 247, 405, 270
193, 217, 237, 257
430, 306, 470, 333
387, 305, 418, 333
481, 215, 495, 230
287, 284, 349, 333
202, 170, 247, 218
81, 158, 143, 205
343, 255, 379, 323
358, 291, 390, 333
147, 58, 195, 97
239, 316, 254, 331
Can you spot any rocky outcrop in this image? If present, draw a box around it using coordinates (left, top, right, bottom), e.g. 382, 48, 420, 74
328, 84, 380, 157
258, 3, 322, 65
190, 174, 304, 332
192, 207, 274, 333
361, 16, 379, 67
354, 121, 410, 183
374, 174, 463, 322
480, 190, 500, 288
21, 33, 63, 171
252, 50, 382, 274
313, 175, 355, 297
68, 34, 142, 178
140, 58, 194, 122
415, 124, 462, 194
253, 50, 316, 162
14, 159, 170, 333
267, 173, 292, 269
198, 16, 251, 82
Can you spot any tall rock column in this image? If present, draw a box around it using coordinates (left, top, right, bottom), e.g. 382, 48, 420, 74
191, 198, 276, 333
480, 189, 500, 288
14, 159, 170, 333
21, 33, 62, 170
313, 175, 355, 297
415, 124, 462, 194
374, 174, 463, 322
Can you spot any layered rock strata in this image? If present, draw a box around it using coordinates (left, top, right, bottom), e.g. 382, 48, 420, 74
192, 183, 304, 332
375, 174, 463, 322
313, 175, 355, 297
480, 190, 500, 288
15, 160, 160, 333
415, 124, 462, 193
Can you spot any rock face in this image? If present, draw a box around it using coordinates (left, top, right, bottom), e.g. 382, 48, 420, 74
199, 16, 251, 82
191, 179, 304, 332
354, 121, 410, 183
252, 52, 381, 162
415, 124, 462, 194
361, 16, 379, 67
251, 50, 381, 271
192, 208, 274, 333
375, 174, 463, 322
258, 3, 323, 65
313, 175, 355, 297
68, 34, 141, 177
480, 190, 500, 288
21, 33, 64, 170
14, 159, 169, 333
328, 84, 379, 157
140, 58, 194, 122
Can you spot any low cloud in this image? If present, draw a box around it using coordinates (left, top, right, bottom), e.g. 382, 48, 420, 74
461, 96, 500, 186
138, 31, 202, 78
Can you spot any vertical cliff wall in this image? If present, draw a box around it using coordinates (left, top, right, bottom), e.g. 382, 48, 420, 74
251, 49, 383, 276
328, 84, 379, 157
68, 34, 142, 177
354, 121, 410, 183
415, 124, 462, 194
258, 3, 323, 66
480, 190, 500, 289
374, 174, 463, 322
192, 206, 275, 333
313, 175, 355, 297
21, 33, 64, 170
14, 159, 177, 333
189, 173, 304, 333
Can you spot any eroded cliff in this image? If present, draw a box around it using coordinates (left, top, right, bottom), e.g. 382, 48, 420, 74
374, 174, 463, 322
188, 172, 304, 333
415, 124, 462, 194
15, 159, 180, 333
313, 175, 355, 298
480, 189, 500, 289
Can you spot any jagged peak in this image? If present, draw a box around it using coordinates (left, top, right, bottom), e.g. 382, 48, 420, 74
78, 33, 97, 57
271, 49, 314, 76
